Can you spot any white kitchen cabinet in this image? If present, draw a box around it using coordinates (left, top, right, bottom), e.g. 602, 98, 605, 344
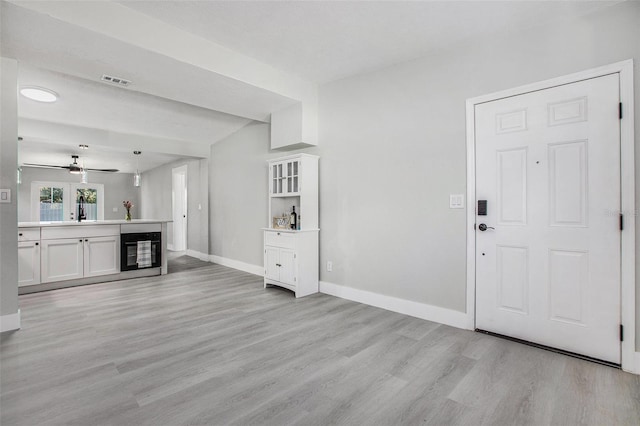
41, 238, 84, 283
263, 230, 318, 298
83, 236, 120, 278
18, 241, 41, 287
18, 228, 41, 287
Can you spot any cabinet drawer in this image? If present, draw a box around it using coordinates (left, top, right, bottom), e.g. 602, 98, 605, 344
265, 231, 296, 249
42, 225, 120, 240
18, 228, 40, 242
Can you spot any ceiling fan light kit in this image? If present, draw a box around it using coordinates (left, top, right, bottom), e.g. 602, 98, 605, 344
68, 155, 81, 174
23, 155, 119, 174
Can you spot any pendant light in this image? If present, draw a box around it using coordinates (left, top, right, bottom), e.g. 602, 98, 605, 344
133, 151, 142, 187
17, 167, 22, 185
80, 168, 88, 184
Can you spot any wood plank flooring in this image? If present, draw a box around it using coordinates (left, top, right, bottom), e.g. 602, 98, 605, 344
1, 256, 639, 425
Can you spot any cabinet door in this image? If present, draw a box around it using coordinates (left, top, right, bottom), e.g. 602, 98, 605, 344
84, 236, 120, 277
18, 241, 41, 286
279, 248, 296, 285
285, 160, 300, 194
265, 246, 280, 281
271, 162, 284, 194
41, 238, 84, 283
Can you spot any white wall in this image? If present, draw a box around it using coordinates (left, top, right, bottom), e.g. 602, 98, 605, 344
210, 122, 271, 266
17, 167, 141, 222
0, 57, 19, 325
209, 1, 640, 347
141, 158, 209, 255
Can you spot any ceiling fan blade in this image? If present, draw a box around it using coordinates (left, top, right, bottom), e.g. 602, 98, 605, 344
85, 168, 119, 173
23, 163, 70, 170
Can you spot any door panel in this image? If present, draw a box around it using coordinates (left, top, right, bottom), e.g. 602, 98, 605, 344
279, 249, 295, 285
475, 74, 621, 363
265, 247, 280, 281
18, 241, 41, 286
84, 236, 120, 277
41, 238, 83, 283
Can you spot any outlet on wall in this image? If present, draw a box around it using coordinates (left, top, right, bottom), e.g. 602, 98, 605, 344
113, 207, 118, 212
326, 261, 333, 272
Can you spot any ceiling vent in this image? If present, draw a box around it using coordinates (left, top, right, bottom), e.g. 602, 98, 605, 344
101, 74, 132, 87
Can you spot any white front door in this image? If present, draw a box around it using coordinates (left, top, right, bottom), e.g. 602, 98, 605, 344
475, 74, 621, 363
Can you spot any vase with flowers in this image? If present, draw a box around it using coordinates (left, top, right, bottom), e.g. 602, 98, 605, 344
123, 200, 133, 221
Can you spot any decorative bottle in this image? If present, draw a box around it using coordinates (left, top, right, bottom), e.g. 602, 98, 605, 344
290, 206, 297, 230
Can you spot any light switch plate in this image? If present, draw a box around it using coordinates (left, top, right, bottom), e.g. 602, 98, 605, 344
450, 194, 464, 209
0, 189, 11, 203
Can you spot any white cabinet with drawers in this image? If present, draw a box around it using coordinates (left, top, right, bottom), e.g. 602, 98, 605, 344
263, 229, 319, 298
264, 154, 319, 298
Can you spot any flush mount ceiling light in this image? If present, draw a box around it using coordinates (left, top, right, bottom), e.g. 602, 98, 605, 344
79, 144, 89, 149
19, 86, 58, 103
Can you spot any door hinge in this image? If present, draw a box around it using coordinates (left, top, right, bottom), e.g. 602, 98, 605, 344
620, 213, 624, 231
619, 102, 623, 119
294, 253, 297, 259
620, 324, 624, 342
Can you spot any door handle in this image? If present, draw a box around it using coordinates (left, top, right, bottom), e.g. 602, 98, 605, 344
478, 223, 495, 231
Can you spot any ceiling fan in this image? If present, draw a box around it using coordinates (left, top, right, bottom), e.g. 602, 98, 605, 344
23, 155, 119, 173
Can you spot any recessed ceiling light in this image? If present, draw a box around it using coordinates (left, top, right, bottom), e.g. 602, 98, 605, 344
20, 86, 58, 103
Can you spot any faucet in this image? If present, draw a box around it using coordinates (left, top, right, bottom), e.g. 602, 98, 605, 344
78, 195, 86, 222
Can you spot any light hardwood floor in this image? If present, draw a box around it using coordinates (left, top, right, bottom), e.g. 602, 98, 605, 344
1, 256, 639, 425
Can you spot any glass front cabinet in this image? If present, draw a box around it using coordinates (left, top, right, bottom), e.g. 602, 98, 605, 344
271, 159, 300, 195
264, 153, 319, 298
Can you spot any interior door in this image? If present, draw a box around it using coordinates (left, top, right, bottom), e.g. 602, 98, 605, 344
172, 166, 188, 251
475, 74, 621, 363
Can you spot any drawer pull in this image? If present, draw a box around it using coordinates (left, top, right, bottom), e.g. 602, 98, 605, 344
19, 233, 23, 236
35, 242, 39, 246
276, 263, 281, 267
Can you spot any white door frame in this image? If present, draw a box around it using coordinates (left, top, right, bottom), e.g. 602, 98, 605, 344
465, 59, 636, 373
172, 165, 188, 252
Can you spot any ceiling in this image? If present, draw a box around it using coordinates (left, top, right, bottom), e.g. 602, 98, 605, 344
1, 0, 623, 173
119, 0, 620, 84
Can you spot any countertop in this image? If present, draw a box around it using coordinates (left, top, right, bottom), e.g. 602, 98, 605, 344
19, 220, 172, 228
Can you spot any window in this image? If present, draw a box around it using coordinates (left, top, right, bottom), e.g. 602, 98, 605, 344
31, 182, 104, 222
38, 186, 65, 222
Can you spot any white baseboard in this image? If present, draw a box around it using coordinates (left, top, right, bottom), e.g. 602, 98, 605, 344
186, 249, 209, 261
0, 309, 21, 332
319, 281, 470, 330
167, 244, 174, 251
209, 255, 264, 277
